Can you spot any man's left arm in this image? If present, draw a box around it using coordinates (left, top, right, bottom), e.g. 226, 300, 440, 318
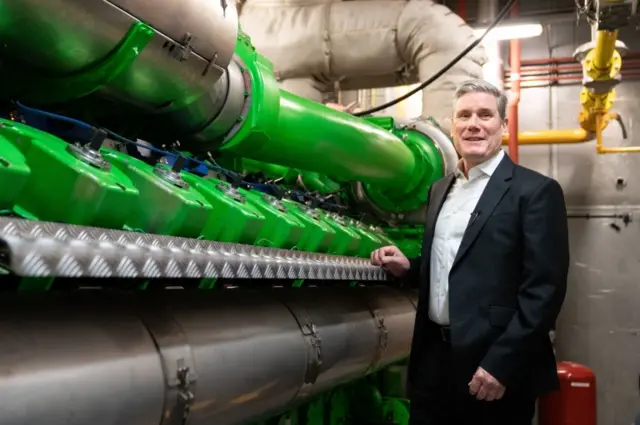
479, 178, 570, 387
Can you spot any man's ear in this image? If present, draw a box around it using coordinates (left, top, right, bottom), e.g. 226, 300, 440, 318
502, 118, 509, 133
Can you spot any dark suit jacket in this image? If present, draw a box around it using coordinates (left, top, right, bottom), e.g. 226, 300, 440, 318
406, 154, 570, 397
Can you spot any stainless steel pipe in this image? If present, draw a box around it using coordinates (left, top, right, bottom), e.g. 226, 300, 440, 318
0, 0, 239, 127
0, 287, 417, 425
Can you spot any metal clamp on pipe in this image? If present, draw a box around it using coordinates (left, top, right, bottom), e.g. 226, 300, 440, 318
368, 310, 389, 372
137, 301, 198, 425
281, 299, 323, 400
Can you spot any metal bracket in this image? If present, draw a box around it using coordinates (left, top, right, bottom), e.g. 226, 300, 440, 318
173, 33, 194, 62
375, 313, 389, 352
202, 53, 220, 77
175, 360, 196, 425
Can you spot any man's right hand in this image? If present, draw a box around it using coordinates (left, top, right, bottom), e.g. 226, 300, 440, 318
370, 246, 410, 278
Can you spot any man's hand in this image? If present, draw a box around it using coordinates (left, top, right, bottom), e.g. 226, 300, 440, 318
370, 246, 410, 278
468, 367, 505, 401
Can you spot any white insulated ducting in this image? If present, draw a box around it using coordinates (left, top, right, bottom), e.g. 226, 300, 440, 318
239, 0, 486, 124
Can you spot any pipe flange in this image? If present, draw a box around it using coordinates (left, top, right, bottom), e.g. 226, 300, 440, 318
182, 55, 248, 152
262, 193, 288, 213
349, 117, 458, 225
216, 182, 246, 203
153, 164, 189, 189
580, 45, 623, 94
66, 144, 112, 171
298, 204, 321, 221
573, 39, 629, 62
327, 212, 349, 227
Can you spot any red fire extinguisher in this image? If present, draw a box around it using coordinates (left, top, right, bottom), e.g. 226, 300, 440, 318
538, 361, 597, 425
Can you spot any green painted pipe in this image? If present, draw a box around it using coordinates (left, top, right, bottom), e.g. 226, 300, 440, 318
222, 89, 417, 188
219, 35, 420, 191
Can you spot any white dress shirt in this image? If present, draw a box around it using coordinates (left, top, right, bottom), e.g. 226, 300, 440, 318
429, 150, 505, 325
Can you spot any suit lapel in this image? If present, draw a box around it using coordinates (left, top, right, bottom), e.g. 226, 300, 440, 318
425, 173, 456, 236
451, 155, 514, 270
420, 173, 456, 277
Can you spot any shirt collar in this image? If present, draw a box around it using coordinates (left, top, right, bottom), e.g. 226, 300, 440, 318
455, 150, 505, 181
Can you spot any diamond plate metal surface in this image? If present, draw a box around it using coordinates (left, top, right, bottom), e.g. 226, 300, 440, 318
0, 218, 387, 280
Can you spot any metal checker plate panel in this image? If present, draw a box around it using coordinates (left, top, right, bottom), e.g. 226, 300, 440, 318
0, 218, 387, 280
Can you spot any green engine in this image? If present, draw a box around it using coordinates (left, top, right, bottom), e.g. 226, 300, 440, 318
0, 2, 458, 425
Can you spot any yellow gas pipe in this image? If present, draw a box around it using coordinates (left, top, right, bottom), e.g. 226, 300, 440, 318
503, 29, 635, 152
580, 29, 638, 154
501, 129, 592, 145
595, 112, 639, 153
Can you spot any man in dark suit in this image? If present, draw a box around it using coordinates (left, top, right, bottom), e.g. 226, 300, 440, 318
371, 79, 570, 424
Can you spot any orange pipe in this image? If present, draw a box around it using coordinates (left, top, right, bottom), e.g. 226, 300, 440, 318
519, 56, 577, 66
457, 0, 467, 21
517, 63, 583, 74
511, 60, 640, 75
507, 1, 520, 164
518, 52, 640, 66
504, 70, 640, 85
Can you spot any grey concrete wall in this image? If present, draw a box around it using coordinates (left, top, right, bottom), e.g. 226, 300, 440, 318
507, 19, 640, 425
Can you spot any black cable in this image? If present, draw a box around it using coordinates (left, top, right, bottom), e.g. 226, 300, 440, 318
353, 0, 518, 117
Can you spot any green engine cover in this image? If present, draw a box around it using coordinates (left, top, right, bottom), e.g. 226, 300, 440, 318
281, 199, 336, 253
181, 175, 266, 245
102, 148, 212, 237
240, 190, 305, 249
0, 119, 139, 227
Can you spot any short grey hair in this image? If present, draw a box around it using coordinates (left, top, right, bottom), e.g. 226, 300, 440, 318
454, 79, 508, 120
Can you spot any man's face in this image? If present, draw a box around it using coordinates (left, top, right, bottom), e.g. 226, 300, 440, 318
451, 92, 506, 165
